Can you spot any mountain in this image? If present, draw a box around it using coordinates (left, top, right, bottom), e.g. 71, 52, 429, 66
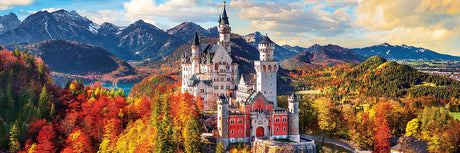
0, 10, 98, 45
281, 45, 306, 53
281, 44, 365, 70
351, 43, 460, 60
0, 10, 185, 61
166, 22, 219, 42
116, 20, 185, 61
4, 40, 136, 75
0, 12, 20, 35
244, 31, 298, 61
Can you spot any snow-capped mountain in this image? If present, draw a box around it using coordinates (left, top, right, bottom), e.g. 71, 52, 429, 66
351, 43, 460, 60
0, 10, 98, 45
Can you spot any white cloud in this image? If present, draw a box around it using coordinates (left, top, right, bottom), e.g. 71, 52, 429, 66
123, 0, 218, 25
229, 0, 353, 36
27, 8, 63, 14
0, 0, 35, 11
77, 10, 131, 26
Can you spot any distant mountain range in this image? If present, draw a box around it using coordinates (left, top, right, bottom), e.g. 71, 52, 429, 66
281, 44, 365, 70
244, 31, 298, 61
0, 10, 459, 64
351, 43, 460, 61
4, 40, 136, 75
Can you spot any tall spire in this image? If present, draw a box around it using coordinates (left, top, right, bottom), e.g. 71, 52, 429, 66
221, 1, 229, 25
193, 28, 200, 46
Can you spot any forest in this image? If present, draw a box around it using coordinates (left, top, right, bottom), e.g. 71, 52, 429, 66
283, 56, 460, 152
1, 46, 459, 153
0, 48, 202, 153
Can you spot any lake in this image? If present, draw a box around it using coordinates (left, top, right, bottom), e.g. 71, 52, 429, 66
102, 83, 135, 97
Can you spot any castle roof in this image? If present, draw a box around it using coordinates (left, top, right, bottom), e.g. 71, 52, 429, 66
259, 35, 274, 45
220, 3, 229, 25
193, 30, 200, 46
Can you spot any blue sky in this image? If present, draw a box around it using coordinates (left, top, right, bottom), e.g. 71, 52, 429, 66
1, 0, 460, 56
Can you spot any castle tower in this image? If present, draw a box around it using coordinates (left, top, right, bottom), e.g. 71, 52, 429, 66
254, 35, 278, 106
288, 93, 300, 142
217, 95, 229, 148
191, 30, 200, 74
218, 2, 231, 52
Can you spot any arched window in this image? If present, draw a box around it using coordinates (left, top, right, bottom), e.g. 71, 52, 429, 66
268, 65, 272, 72
283, 127, 286, 131
239, 129, 242, 133
276, 128, 279, 132
263, 65, 266, 72
230, 119, 235, 124
283, 117, 287, 122
261, 108, 264, 112
238, 119, 243, 124
215, 63, 218, 71
275, 117, 280, 123
231, 129, 234, 134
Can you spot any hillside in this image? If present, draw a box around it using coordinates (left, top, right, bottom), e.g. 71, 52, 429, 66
281, 44, 364, 70
291, 56, 460, 100
5, 40, 136, 75
352, 43, 460, 60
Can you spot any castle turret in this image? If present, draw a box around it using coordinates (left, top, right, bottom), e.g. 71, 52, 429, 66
288, 93, 300, 142
254, 35, 279, 106
217, 95, 229, 148
258, 34, 275, 61
218, 2, 231, 52
191, 30, 200, 74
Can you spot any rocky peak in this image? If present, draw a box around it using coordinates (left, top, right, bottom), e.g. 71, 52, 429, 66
0, 12, 20, 34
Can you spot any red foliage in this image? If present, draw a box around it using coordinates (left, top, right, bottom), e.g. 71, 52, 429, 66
35, 125, 57, 153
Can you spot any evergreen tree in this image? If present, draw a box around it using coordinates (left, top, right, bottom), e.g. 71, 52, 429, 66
9, 122, 20, 153
216, 141, 224, 153
184, 114, 202, 153
38, 86, 51, 119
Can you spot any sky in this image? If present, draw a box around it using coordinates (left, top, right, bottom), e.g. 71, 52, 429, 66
1, 0, 460, 56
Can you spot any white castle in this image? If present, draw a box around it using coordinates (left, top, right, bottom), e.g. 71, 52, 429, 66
181, 3, 278, 110
180, 3, 310, 150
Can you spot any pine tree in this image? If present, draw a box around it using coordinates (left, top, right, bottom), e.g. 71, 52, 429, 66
216, 141, 224, 153
184, 114, 202, 153
9, 122, 20, 153
38, 86, 51, 119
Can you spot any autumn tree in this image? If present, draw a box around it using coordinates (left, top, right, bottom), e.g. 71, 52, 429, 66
216, 141, 224, 153
35, 124, 57, 153
9, 122, 21, 153
405, 118, 421, 138
373, 113, 391, 153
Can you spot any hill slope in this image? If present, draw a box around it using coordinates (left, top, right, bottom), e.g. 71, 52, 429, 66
5, 40, 136, 75
291, 56, 460, 99
351, 43, 460, 60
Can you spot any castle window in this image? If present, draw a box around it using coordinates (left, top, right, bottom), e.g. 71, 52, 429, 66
283, 127, 286, 131
230, 119, 235, 124
231, 130, 234, 134
255, 108, 259, 112
275, 117, 280, 123
261, 108, 264, 112
226, 86, 229, 89
221, 86, 223, 89
283, 118, 287, 122
200, 89, 204, 93
238, 119, 243, 124
227, 78, 230, 81
214, 86, 218, 89
276, 128, 279, 132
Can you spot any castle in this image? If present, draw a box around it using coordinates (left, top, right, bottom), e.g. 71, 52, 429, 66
181, 3, 300, 148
